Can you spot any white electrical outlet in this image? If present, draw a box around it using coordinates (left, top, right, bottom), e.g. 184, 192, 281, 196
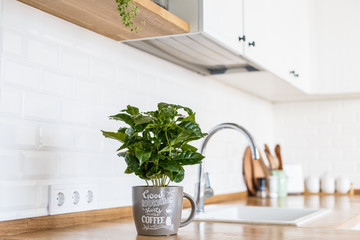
48, 183, 98, 215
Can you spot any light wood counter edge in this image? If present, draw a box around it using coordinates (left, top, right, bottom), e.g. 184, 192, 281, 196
336, 213, 360, 230
0, 191, 247, 237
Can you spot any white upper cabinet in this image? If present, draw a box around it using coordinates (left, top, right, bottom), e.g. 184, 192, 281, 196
243, 0, 310, 92
242, 0, 273, 70
202, 0, 244, 55
309, 0, 360, 94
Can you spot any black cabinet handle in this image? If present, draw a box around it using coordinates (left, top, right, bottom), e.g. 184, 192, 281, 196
248, 41, 255, 47
238, 35, 246, 42
289, 70, 299, 77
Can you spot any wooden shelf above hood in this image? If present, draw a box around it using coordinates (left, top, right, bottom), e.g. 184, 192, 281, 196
17, 0, 190, 41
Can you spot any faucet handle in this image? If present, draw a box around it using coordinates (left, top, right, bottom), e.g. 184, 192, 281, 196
204, 172, 214, 198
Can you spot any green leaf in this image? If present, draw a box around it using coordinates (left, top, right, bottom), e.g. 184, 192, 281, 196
124, 153, 140, 173
173, 170, 185, 183
158, 146, 169, 153
173, 130, 192, 144
135, 147, 152, 166
160, 160, 183, 172
125, 127, 135, 137
122, 105, 139, 115
179, 121, 203, 138
118, 137, 142, 150
173, 151, 204, 165
133, 115, 155, 126
157, 102, 169, 109
181, 143, 198, 152
101, 130, 127, 143
158, 107, 175, 121
117, 152, 126, 158
109, 113, 135, 127
180, 113, 196, 123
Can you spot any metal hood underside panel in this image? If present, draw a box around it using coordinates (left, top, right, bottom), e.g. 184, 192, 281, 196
124, 32, 260, 75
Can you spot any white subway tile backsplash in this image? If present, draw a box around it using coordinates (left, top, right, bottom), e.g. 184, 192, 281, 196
40, 125, 73, 149
137, 72, 158, 95
2, 29, 23, 55
90, 57, 115, 82
96, 178, 126, 208
332, 161, 357, 175
61, 48, 89, 76
59, 153, 89, 177
294, 125, 317, 136
102, 137, 122, 153
24, 93, 60, 120
307, 136, 332, 147
88, 154, 116, 177
331, 136, 357, 148
27, 38, 58, 68
292, 148, 319, 163
74, 129, 101, 151
307, 112, 331, 124
115, 66, 138, 88
102, 85, 127, 107
0, 183, 38, 210
0, 150, 23, 179
342, 124, 360, 135
316, 100, 342, 112
0, 86, 23, 115
318, 149, 342, 162
331, 111, 357, 124
42, 70, 73, 97
275, 100, 360, 183
75, 78, 101, 104
342, 99, 360, 111
92, 106, 119, 129
0, 119, 38, 147
22, 151, 58, 178
318, 124, 342, 135
3, 58, 41, 89
61, 101, 91, 125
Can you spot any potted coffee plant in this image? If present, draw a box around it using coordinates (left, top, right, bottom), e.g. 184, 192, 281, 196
102, 103, 207, 236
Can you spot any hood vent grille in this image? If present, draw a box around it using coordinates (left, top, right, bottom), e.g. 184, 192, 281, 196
124, 32, 259, 75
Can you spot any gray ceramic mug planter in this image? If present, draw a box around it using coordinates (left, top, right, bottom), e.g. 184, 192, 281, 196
132, 186, 196, 236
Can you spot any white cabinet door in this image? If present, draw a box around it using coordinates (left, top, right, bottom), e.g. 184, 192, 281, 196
271, 0, 309, 92
242, 0, 273, 70
310, 0, 360, 93
202, 0, 244, 54
243, 0, 309, 92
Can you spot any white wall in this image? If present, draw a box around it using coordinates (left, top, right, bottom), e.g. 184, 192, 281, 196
0, 0, 274, 221
275, 100, 360, 188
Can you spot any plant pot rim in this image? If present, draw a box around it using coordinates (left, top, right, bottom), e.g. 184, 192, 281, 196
132, 185, 183, 188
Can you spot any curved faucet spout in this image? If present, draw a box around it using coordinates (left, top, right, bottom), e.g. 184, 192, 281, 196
195, 123, 260, 213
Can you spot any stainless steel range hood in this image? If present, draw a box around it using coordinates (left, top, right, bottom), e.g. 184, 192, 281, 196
124, 32, 261, 76
123, 0, 262, 76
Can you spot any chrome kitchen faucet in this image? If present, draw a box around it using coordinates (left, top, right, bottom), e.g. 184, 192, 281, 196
195, 123, 260, 213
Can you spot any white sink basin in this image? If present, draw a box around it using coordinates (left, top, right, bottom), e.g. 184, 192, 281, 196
189, 205, 331, 226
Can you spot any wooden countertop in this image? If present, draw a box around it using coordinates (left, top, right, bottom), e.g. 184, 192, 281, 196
2, 195, 360, 239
